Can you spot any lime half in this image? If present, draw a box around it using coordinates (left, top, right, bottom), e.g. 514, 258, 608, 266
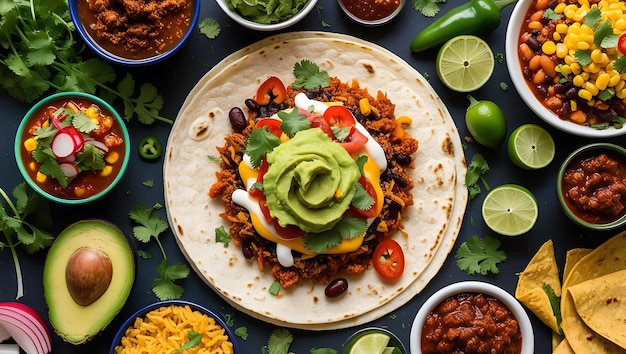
436, 35, 495, 92
482, 184, 538, 236
508, 124, 555, 169
346, 332, 391, 354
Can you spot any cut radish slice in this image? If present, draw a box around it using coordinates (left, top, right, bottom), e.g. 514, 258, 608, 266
59, 162, 79, 178
69, 130, 84, 153
0, 323, 9, 342
84, 139, 109, 153
0, 303, 51, 354
50, 132, 76, 159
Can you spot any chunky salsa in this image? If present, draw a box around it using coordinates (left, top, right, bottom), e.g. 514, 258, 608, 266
78, 0, 193, 60
517, 0, 626, 128
561, 149, 626, 224
340, 0, 401, 21
421, 292, 523, 354
20, 97, 126, 200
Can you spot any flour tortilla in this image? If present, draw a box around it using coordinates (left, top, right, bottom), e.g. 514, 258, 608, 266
561, 230, 626, 353
163, 32, 467, 329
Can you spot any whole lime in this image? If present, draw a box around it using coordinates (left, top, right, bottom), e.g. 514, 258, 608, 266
465, 95, 507, 148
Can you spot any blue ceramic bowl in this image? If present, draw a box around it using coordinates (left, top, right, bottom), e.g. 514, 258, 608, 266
109, 300, 240, 354
15, 92, 130, 205
68, 0, 200, 66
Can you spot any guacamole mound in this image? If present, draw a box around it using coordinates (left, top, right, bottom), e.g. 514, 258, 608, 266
43, 220, 135, 344
263, 128, 360, 233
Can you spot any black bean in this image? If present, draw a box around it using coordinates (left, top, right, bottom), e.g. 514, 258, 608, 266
229, 107, 247, 132
555, 101, 571, 118
565, 87, 578, 100
596, 108, 614, 121
526, 37, 541, 52
535, 85, 548, 99
245, 98, 260, 112
611, 99, 626, 116
241, 242, 255, 259
325, 278, 348, 298
554, 83, 568, 95
523, 67, 533, 81
394, 153, 412, 166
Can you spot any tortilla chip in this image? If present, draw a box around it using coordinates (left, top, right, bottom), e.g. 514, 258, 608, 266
563, 248, 592, 281
553, 339, 575, 354
568, 269, 626, 350
515, 240, 561, 333
561, 230, 626, 354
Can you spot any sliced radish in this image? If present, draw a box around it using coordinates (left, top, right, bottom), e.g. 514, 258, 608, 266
68, 130, 84, 153
50, 131, 76, 159
59, 162, 79, 178
0, 323, 9, 342
0, 303, 51, 354
84, 139, 109, 153
59, 155, 76, 163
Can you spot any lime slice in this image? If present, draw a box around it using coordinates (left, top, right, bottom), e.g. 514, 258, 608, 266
382, 347, 400, 354
481, 184, 538, 236
508, 124, 555, 169
346, 332, 391, 354
436, 35, 495, 92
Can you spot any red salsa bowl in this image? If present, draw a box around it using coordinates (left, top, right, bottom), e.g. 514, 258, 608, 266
15, 92, 130, 205
410, 281, 534, 354
557, 143, 626, 230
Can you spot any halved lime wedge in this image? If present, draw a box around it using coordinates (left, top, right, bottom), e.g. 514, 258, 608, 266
482, 184, 538, 236
436, 35, 495, 92
346, 332, 391, 354
508, 124, 555, 169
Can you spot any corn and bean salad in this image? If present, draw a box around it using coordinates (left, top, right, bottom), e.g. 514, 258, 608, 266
518, 0, 626, 128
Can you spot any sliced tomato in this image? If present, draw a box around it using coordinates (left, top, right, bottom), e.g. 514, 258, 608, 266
254, 76, 287, 105
322, 105, 356, 127
619, 33, 626, 55
255, 118, 283, 137
348, 176, 380, 219
309, 116, 334, 139
339, 127, 368, 153
372, 239, 405, 280
273, 222, 306, 239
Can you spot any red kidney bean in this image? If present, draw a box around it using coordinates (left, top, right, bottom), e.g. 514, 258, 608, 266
229, 107, 247, 132
325, 278, 348, 298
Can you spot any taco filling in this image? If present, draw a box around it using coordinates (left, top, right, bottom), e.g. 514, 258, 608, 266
209, 60, 418, 289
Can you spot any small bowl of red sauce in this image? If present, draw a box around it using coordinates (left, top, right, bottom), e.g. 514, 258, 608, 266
557, 143, 626, 230
337, 0, 405, 26
68, 0, 200, 66
410, 281, 533, 354
15, 92, 130, 205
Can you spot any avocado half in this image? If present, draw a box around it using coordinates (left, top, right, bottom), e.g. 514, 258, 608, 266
43, 220, 135, 344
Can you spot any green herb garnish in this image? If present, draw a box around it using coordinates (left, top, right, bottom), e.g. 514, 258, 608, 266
198, 18, 221, 39
465, 153, 490, 200
277, 109, 310, 137
244, 128, 281, 168
215, 225, 232, 247
266, 328, 293, 354
178, 331, 202, 352
302, 216, 367, 253
542, 283, 563, 334
292, 60, 329, 90
268, 280, 281, 296
412, 0, 446, 17
456, 235, 507, 275
129, 204, 190, 300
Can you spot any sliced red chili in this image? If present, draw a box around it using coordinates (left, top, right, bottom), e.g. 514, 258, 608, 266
372, 239, 405, 281
339, 127, 368, 153
308, 116, 334, 139
619, 33, 626, 55
255, 118, 283, 137
254, 76, 286, 105
348, 176, 380, 219
322, 105, 356, 127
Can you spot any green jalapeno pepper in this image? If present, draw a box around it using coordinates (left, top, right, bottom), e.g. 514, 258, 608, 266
138, 135, 163, 160
410, 0, 517, 52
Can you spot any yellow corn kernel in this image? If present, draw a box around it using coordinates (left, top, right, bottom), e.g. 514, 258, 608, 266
556, 23, 569, 33
570, 99, 578, 111
563, 4, 578, 18
85, 105, 100, 119
542, 41, 557, 55
573, 75, 585, 86
36, 171, 47, 183
29, 161, 37, 172
586, 62, 602, 74
559, 64, 572, 75
100, 165, 113, 177
577, 41, 590, 50
335, 189, 343, 199
609, 73, 622, 87
590, 49, 604, 63
105, 151, 119, 164
528, 21, 543, 30
74, 187, 87, 198
42, 120, 50, 129
554, 2, 566, 12
583, 82, 599, 95
578, 89, 593, 101
578, 0, 589, 8
23, 138, 37, 152
555, 43, 568, 58
615, 18, 626, 31
570, 62, 582, 75
396, 116, 413, 125
553, 32, 562, 41
615, 79, 626, 92
595, 73, 610, 90
617, 88, 626, 99
280, 133, 290, 143
359, 98, 371, 116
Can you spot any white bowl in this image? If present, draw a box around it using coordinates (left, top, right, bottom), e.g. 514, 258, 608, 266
410, 281, 534, 354
505, 0, 626, 138
216, 0, 318, 31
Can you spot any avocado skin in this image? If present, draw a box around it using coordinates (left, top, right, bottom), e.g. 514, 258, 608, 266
43, 219, 135, 345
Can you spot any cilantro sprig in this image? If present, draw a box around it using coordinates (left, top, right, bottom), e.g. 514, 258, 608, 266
129, 203, 190, 300
465, 153, 490, 200
292, 60, 329, 89
455, 235, 507, 275
412, 0, 446, 17
0, 183, 54, 299
0, 0, 170, 124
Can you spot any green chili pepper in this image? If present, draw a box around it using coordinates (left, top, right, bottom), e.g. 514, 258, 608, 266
138, 135, 163, 160
409, 0, 517, 52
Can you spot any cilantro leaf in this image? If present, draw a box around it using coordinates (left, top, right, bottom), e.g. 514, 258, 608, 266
351, 183, 374, 211
310, 349, 338, 354
594, 20, 617, 48
614, 56, 626, 73
455, 235, 507, 275
178, 331, 202, 352
199, 17, 221, 39
542, 283, 562, 334
303, 216, 367, 253
268, 280, 281, 296
583, 7, 601, 27
292, 60, 329, 89
245, 127, 281, 168
235, 327, 249, 340
277, 109, 310, 137
543, 8, 561, 20
465, 153, 490, 200
574, 50, 592, 66
268, 328, 293, 354
215, 225, 232, 247
412, 0, 446, 17
71, 110, 98, 133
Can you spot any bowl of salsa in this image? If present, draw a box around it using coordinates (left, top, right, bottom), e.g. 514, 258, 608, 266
557, 143, 626, 230
68, 0, 200, 66
15, 92, 130, 205
506, 0, 626, 137
337, 0, 405, 26
410, 281, 533, 354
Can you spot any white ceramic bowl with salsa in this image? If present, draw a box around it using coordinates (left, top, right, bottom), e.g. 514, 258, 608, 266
15, 92, 130, 205
337, 0, 405, 26
410, 281, 534, 354
215, 0, 318, 31
506, 0, 626, 137
68, 0, 200, 66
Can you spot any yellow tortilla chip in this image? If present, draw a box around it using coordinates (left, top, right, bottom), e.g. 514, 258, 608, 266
553, 338, 575, 354
515, 240, 561, 333
563, 248, 592, 282
568, 269, 626, 350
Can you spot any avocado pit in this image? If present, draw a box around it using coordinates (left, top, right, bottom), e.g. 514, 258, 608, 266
66, 247, 113, 306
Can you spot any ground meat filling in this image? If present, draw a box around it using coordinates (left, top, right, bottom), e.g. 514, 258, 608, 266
209, 77, 418, 288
